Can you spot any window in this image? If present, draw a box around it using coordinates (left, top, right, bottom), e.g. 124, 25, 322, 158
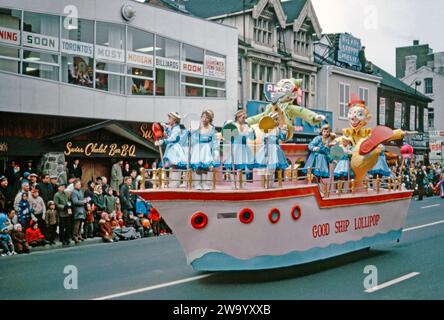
339, 83, 350, 118
294, 30, 311, 56
181, 44, 204, 97
95, 22, 125, 94
204, 51, 226, 98
425, 78, 433, 94
155, 35, 180, 96
292, 71, 315, 108
254, 18, 273, 46
251, 62, 273, 100
61, 18, 94, 87
205, 79, 226, 98
359, 87, 369, 106
23, 12, 60, 52
0, 44, 19, 73
127, 27, 155, 95
23, 49, 59, 80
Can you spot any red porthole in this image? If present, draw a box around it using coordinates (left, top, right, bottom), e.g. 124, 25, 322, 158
268, 208, 281, 224
191, 212, 208, 229
291, 205, 302, 221
239, 208, 254, 224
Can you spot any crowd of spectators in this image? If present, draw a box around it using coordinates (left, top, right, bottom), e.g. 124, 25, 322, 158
0, 159, 171, 256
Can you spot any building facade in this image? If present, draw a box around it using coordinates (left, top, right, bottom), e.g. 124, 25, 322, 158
148, 0, 322, 109
0, 0, 238, 180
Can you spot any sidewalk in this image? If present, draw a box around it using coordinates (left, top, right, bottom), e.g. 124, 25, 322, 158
29, 237, 104, 253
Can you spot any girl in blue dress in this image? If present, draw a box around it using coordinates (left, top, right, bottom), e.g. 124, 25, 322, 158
368, 144, 391, 177
190, 110, 220, 190
255, 113, 289, 187
155, 112, 187, 188
333, 136, 354, 179
303, 125, 334, 179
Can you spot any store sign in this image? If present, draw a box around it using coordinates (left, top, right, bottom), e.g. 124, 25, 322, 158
155, 56, 179, 72
64, 142, 136, 157
379, 98, 386, 125
0, 26, 20, 45
0, 142, 8, 153
406, 133, 429, 149
336, 33, 362, 68
181, 61, 203, 76
394, 102, 402, 129
204, 55, 226, 79
139, 124, 154, 141
410, 105, 416, 131
127, 51, 154, 68
23, 31, 59, 51
61, 39, 93, 58
95, 45, 125, 63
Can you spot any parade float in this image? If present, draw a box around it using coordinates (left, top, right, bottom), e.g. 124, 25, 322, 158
134, 79, 413, 271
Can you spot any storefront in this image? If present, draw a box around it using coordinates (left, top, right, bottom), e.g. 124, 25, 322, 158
0, 112, 159, 185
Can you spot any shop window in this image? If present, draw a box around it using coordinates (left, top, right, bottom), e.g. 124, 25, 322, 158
95, 61, 125, 94
181, 75, 203, 97
23, 11, 59, 52
0, 8, 21, 30
128, 67, 153, 96
96, 21, 124, 50
155, 35, 180, 96
22, 49, 59, 80
0, 44, 19, 73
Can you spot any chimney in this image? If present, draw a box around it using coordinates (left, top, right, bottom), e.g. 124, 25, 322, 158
413, 40, 419, 46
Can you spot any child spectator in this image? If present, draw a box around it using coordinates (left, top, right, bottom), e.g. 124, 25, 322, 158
148, 207, 160, 236
84, 203, 95, 239
126, 211, 143, 238
18, 192, 34, 230
29, 188, 46, 236
115, 199, 124, 228
25, 220, 48, 247
0, 213, 16, 256
135, 195, 151, 218
45, 201, 58, 245
11, 224, 30, 254
98, 212, 117, 243
104, 187, 117, 217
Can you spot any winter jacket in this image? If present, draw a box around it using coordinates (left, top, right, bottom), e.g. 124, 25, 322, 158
71, 189, 86, 220
36, 183, 54, 206
54, 191, 69, 218
119, 184, 133, 211
93, 192, 106, 212
25, 226, 45, 243
18, 199, 34, 227
104, 194, 117, 214
99, 219, 113, 237
45, 209, 59, 226
29, 195, 46, 217
11, 229, 27, 245
111, 163, 123, 191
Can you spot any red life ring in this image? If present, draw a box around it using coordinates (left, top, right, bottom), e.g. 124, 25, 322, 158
191, 212, 208, 229
268, 208, 280, 224
291, 205, 302, 221
239, 208, 254, 224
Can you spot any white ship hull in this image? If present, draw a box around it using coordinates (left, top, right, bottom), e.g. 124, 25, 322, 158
135, 185, 412, 271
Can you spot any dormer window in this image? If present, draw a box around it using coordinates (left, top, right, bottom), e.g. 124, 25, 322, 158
254, 18, 273, 46
294, 29, 311, 56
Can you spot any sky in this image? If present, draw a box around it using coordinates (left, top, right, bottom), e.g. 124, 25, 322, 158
310, 0, 444, 75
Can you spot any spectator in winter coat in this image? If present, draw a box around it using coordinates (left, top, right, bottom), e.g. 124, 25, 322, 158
14, 181, 32, 211
45, 201, 58, 245
17, 192, 35, 230
29, 188, 46, 237
93, 184, 105, 236
126, 212, 143, 238
36, 174, 54, 207
111, 160, 124, 194
0, 213, 16, 256
83, 180, 95, 204
53, 184, 71, 246
25, 220, 48, 247
11, 224, 30, 254
104, 187, 117, 217
71, 179, 86, 244
84, 203, 94, 239
99, 212, 117, 243
119, 177, 134, 223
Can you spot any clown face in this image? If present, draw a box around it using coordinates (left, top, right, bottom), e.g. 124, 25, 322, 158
271, 78, 303, 105
348, 106, 371, 131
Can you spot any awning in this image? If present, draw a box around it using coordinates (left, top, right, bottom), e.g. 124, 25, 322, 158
47, 120, 158, 154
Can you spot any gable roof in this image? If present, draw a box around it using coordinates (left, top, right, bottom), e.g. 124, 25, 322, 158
372, 65, 433, 103
281, 0, 307, 23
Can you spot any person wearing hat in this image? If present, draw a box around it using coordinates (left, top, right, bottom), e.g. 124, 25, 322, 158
189, 109, 221, 190
23, 160, 35, 176
333, 136, 354, 181
54, 183, 71, 245
303, 124, 335, 179
254, 112, 289, 188
45, 200, 58, 245
0, 176, 8, 214
13, 180, 32, 212
154, 112, 188, 188
223, 109, 255, 188
28, 173, 38, 189
29, 187, 46, 237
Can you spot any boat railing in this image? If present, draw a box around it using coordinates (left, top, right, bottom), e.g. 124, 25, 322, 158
135, 168, 405, 197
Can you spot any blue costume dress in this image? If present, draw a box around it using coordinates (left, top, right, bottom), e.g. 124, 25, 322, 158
224, 123, 255, 170
333, 146, 354, 178
368, 146, 391, 177
255, 128, 289, 170
163, 124, 188, 169
190, 125, 221, 170
303, 136, 331, 178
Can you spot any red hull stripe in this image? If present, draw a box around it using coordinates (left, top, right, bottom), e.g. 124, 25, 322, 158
133, 187, 413, 208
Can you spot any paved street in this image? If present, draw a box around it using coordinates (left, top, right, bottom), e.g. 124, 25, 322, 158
1, 196, 443, 300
